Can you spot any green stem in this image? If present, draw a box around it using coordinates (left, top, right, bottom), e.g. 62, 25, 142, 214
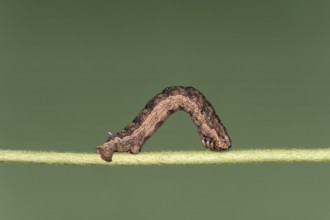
1, 148, 330, 166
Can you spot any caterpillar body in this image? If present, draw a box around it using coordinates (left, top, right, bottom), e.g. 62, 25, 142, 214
97, 86, 231, 162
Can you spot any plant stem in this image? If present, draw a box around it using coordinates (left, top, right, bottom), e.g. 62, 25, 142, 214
0, 148, 330, 166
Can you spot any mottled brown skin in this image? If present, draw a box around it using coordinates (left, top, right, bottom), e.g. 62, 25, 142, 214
96, 86, 231, 162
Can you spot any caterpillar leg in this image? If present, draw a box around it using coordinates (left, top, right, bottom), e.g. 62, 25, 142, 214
129, 146, 142, 154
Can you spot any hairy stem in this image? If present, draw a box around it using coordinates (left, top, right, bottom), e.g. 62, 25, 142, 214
0, 148, 330, 166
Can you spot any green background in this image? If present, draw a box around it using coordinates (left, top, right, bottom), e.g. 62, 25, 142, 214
1, 0, 329, 219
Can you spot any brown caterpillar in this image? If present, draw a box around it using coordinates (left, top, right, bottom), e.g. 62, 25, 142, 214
96, 86, 231, 162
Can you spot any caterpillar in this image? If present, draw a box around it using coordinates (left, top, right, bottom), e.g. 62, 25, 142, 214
96, 86, 231, 162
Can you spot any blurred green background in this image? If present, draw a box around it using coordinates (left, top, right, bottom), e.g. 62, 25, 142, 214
1, 0, 329, 219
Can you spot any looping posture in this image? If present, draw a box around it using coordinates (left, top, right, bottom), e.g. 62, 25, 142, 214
96, 86, 231, 162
